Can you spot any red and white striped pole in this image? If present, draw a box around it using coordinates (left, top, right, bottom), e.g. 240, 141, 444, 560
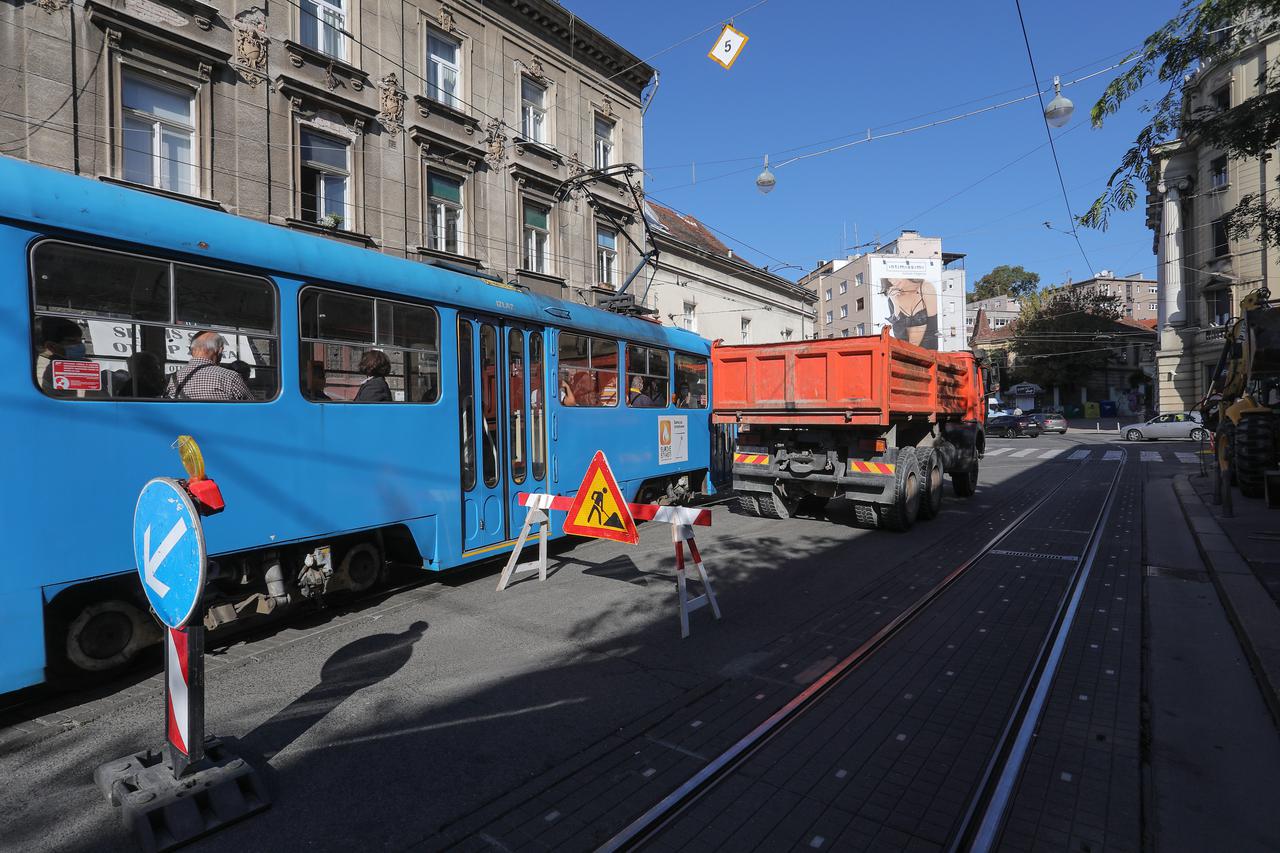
164, 625, 206, 776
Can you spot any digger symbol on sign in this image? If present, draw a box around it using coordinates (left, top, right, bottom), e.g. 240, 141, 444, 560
563, 451, 639, 544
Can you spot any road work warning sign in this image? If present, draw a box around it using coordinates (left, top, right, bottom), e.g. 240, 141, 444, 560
563, 451, 638, 544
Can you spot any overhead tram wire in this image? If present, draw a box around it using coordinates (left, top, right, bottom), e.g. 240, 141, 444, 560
1012, 0, 1093, 274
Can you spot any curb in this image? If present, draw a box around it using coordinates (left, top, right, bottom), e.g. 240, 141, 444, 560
1172, 473, 1280, 727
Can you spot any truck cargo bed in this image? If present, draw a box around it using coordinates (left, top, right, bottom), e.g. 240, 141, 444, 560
712, 329, 982, 427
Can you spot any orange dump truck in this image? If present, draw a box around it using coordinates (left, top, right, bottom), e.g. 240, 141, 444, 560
712, 329, 989, 530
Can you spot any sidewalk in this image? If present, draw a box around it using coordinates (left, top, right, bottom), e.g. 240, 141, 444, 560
1175, 472, 1280, 724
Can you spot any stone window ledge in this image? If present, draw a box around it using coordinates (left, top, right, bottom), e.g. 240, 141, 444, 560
411, 95, 482, 132
283, 217, 376, 247
282, 40, 369, 87
415, 245, 485, 270
516, 269, 566, 288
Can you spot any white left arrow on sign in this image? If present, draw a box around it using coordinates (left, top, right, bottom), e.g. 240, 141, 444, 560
143, 518, 188, 598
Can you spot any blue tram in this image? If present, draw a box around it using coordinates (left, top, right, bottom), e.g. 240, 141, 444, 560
0, 157, 713, 695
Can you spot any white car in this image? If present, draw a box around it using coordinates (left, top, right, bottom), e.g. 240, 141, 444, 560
1124, 412, 1207, 442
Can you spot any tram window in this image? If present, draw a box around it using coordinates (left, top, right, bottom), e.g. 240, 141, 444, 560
30, 240, 279, 401
674, 354, 708, 409
479, 324, 499, 487
626, 344, 669, 408
174, 266, 274, 333
298, 287, 439, 403
530, 334, 546, 481
508, 329, 526, 484
458, 320, 476, 491
558, 332, 618, 407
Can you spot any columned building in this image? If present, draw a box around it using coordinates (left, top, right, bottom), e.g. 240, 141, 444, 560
1146, 29, 1280, 411
0, 0, 653, 304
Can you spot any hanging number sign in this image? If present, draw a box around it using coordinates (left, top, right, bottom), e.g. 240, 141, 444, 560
707, 23, 748, 70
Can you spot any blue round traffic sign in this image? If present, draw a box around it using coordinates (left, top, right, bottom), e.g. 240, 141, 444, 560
133, 477, 207, 629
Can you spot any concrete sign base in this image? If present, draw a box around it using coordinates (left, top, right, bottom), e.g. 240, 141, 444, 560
94, 738, 268, 853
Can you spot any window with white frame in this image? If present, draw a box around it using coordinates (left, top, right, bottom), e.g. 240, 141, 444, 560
300, 0, 348, 60
522, 200, 550, 273
426, 172, 463, 254
825, 288, 832, 301
121, 71, 197, 196
825, 310, 833, 324
741, 316, 751, 343
839, 281, 848, 294
594, 115, 614, 169
426, 30, 462, 108
1148, 285, 1158, 293
299, 128, 351, 229
681, 302, 696, 332
855, 272, 864, 286
596, 224, 618, 287
521, 77, 548, 143
840, 304, 848, 319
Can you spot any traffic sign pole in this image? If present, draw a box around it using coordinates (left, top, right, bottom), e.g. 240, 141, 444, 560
164, 625, 206, 777
98, 450, 269, 848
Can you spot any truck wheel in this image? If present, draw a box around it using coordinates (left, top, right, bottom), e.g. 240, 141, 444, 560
952, 458, 979, 498
1235, 413, 1277, 498
853, 503, 879, 528
734, 493, 761, 517
918, 449, 944, 520
881, 448, 922, 532
757, 490, 797, 520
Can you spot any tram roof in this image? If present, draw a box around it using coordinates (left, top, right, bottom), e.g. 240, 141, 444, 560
0, 156, 709, 354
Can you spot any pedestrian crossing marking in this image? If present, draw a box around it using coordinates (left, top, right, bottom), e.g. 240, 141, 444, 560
985, 446, 1201, 465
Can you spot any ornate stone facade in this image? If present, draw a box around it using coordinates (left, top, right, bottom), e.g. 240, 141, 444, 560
0, 0, 653, 302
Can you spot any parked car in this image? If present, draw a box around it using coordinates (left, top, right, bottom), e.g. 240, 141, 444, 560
1124, 412, 1208, 442
987, 414, 1041, 438
1029, 412, 1067, 434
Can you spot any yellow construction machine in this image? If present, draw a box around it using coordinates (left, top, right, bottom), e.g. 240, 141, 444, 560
1201, 287, 1280, 500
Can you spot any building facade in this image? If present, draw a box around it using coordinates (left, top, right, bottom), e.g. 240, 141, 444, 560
1146, 28, 1280, 411
965, 294, 1022, 339
800, 230, 968, 351
641, 201, 814, 345
1, 0, 652, 304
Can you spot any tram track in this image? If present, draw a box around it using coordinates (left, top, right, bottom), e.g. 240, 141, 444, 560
597, 449, 1128, 852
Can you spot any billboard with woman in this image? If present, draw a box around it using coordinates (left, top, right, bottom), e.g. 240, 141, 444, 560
869, 257, 942, 350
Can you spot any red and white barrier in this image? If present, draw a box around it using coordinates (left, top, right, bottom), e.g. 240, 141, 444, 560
502, 492, 721, 637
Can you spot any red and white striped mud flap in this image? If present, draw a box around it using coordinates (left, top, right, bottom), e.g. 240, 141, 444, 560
165, 626, 205, 773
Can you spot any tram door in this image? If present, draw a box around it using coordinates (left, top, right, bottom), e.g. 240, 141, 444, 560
457, 315, 549, 553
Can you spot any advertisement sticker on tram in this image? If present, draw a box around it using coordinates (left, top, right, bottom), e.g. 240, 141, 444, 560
658, 416, 688, 465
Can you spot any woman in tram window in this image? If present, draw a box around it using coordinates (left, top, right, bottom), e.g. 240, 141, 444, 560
354, 349, 392, 402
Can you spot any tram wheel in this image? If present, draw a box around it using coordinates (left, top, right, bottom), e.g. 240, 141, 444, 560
53, 597, 160, 675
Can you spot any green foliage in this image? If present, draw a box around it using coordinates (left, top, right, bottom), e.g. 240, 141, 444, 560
1011, 287, 1124, 388
968, 264, 1041, 303
1083, 2, 1280, 242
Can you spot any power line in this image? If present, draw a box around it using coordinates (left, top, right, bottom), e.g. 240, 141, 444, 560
1012, 0, 1093, 274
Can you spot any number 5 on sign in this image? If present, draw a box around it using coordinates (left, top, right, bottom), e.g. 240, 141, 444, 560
707, 23, 748, 69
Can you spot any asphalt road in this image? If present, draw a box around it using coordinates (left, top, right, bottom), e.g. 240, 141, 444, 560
1, 429, 1272, 852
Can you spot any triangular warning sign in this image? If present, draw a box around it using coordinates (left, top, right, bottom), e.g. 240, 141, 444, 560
562, 451, 638, 544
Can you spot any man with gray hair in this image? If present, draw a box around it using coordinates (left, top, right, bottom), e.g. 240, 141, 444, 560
165, 331, 254, 401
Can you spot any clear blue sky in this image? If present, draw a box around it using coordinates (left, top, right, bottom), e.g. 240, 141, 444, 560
569, 0, 1180, 290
